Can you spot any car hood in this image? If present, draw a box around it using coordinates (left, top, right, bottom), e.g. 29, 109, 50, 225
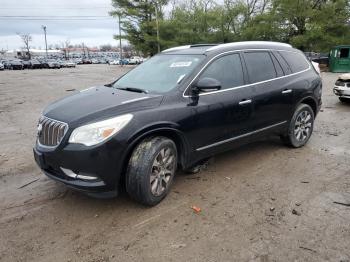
43, 86, 163, 125
339, 73, 350, 81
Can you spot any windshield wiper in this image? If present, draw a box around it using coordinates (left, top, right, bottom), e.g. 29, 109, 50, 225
116, 87, 148, 94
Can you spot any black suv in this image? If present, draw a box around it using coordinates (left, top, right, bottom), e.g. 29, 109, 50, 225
34, 41, 322, 206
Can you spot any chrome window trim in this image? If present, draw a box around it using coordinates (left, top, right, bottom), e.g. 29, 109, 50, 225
182, 49, 311, 98
37, 116, 69, 149
196, 121, 287, 151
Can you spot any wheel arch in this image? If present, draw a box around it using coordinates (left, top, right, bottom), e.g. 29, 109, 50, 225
297, 96, 318, 117
120, 125, 191, 183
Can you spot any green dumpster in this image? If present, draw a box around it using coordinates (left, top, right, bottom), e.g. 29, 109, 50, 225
330, 45, 350, 73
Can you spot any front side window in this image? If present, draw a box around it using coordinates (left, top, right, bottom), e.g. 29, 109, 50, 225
199, 54, 244, 90
244, 52, 276, 83
113, 54, 204, 93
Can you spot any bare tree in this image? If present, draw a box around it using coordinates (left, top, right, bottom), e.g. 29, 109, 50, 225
61, 39, 71, 60
17, 33, 32, 59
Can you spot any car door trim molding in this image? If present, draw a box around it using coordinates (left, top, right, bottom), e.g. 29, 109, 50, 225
196, 121, 288, 151
183, 49, 311, 97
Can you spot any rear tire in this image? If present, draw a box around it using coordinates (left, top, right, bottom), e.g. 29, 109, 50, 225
126, 137, 177, 206
281, 103, 314, 148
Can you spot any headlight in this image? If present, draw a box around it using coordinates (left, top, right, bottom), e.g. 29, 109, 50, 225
68, 114, 133, 146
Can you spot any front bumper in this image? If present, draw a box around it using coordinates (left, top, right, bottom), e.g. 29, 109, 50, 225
333, 85, 350, 98
33, 137, 127, 195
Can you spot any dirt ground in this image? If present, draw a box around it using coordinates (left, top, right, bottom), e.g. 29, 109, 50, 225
0, 65, 349, 262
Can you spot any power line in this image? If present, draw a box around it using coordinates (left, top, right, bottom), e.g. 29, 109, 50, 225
0, 6, 111, 9
0, 18, 114, 20
0, 15, 111, 17
0, 15, 114, 21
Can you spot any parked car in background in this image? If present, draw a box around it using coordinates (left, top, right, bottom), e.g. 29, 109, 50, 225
1, 60, 9, 69
108, 59, 119, 65
33, 41, 322, 206
82, 58, 92, 64
74, 58, 83, 65
29, 59, 42, 69
22, 60, 31, 69
7, 60, 24, 70
119, 58, 129, 65
0, 62, 4, 71
42, 59, 61, 69
98, 59, 108, 64
334, 73, 350, 102
61, 60, 76, 68
128, 56, 142, 65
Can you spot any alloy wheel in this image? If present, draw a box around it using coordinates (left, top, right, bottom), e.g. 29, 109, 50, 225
150, 147, 176, 196
294, 110, 312, 142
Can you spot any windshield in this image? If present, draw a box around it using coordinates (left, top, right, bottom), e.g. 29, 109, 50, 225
113, 54, 204, 93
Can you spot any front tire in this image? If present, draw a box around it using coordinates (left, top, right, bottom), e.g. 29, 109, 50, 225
126, 137, 177, 206
281, 104, 314, 148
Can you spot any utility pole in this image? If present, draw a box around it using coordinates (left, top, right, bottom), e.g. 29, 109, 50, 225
41, 25, 48, 58
118, 13, 123, 60
82, 42, 86, 58
154, 2, 160, 53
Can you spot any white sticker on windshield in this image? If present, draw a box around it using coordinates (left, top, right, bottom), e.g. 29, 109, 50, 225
170, 61, 192, 68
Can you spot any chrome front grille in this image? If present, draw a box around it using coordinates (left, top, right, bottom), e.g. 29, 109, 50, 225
37, 116, 68, 147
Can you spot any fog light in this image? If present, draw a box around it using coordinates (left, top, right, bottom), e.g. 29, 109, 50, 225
60, 167, 98, 181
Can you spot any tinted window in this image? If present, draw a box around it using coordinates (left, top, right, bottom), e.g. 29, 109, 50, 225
199, 54, 244, 90
244, 52, 276, 83
279, 51, 309, 73
273, 51, 292, 75
270, 53, 284, 77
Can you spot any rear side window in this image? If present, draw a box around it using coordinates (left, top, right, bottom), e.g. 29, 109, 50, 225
270, 53, 284, 77
278, 51, 309, 73
199, 54, 244, 90
244, 52, 276, 83
273, 51, 292, 75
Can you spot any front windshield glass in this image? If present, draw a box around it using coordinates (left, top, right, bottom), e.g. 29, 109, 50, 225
113, 54, 204, 93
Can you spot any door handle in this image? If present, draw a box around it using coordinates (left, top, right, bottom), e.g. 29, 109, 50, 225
282, 89, 292, 94
239, 99, 252, 105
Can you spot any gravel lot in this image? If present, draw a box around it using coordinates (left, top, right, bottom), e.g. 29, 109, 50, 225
0, 65, 349, 262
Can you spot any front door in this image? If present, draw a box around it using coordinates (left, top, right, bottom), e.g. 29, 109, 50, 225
185, 53, 253, 152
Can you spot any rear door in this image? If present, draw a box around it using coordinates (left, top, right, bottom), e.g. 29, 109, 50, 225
242, 51, 292, 130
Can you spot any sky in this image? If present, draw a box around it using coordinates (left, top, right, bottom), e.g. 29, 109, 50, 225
0, 0, 120, 50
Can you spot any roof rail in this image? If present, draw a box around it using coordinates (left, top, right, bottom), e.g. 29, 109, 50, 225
162, 45, 191, 53
162, 44, 218, 53
190, 44, 218, 48
206, 41, 292, 51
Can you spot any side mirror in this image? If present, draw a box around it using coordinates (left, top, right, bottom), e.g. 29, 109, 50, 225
193, 77, 221, 94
